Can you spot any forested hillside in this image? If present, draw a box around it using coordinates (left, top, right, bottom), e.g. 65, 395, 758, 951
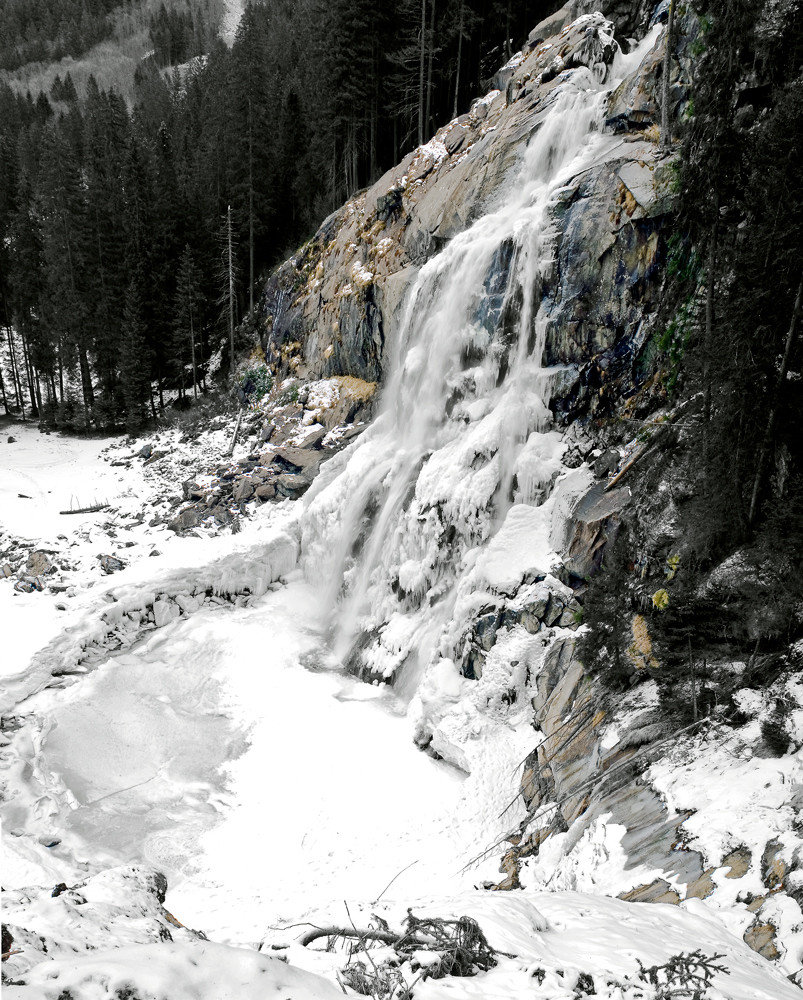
0, 0, 556, 435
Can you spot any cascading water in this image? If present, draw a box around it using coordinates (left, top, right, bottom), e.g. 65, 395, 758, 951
301, 20, 661, 711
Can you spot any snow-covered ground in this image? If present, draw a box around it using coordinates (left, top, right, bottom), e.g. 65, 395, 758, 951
3, 23, 802, 998
3, 421, 801, 1000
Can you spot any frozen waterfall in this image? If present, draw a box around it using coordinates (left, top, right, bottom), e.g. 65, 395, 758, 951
301, 33, 657, 704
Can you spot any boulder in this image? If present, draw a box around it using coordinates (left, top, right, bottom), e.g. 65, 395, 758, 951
153, 597, 180, 628
182, 479, 200, 500
294, 424, 328, 449
212, 506, 232, 525
475, 611, 502, 652
255, 482, 277, 500
232, 477, 254, 502
26, 550, 53, 576
274, 446, 323, 474
169, 508, 200, 533
526, 3, 573, 49
98, 555, 125, 574
175, 593, 201, 614
743, 920, 780, 960
275, 473, 314, 499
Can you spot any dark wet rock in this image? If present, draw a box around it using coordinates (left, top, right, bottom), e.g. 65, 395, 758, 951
274, 446, 323, 474
169, 508, 200, 533
475, 610, 502, 652
232, 477, 255, 502
212, 506, 232, 525
294, 425, 328, 449
98, 555, 125, 574
275, 472, 315, 499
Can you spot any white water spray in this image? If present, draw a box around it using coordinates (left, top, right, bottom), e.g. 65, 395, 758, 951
301, 22, 662, 693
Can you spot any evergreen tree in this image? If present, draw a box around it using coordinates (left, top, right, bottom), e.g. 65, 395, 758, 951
173, 245, 203, 400
120, 276, 151, 435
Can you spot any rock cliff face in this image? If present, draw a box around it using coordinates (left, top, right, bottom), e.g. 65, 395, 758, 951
256, 2, 803, 982
259, 6, 679, 398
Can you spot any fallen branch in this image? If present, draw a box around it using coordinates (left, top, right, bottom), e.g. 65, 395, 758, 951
60, 502, 110, 515
298, 926, 399, 948
227, 408, 243, 457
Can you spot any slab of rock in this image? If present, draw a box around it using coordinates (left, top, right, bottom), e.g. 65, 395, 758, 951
722, 846, 752, 879
743, 920, 780, 960
169, 508, 200, 533
275, 473, 314, 499
212, 506, 232, 525
1, 866, 204, 982
274, 446, 323, 473
255, 482, 277, 500
232, 476, 254, 502
526, 3, 572, 48
293, 424, 327, 449
619, 878, 681, 905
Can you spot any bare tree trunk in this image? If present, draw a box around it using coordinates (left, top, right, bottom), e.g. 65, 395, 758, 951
418, 0, 426, 145
227, 204, 235, 373
78, 347, 93, 428
453, 0, 464, 118
7, 324, 24, 416
660, 0, 676, 153
190, 301, 197, 400
19, 327, 38, 417
425, 0, 436, 137
248, 97, 254, 316
0, 365, 8, 414
702, 199, 719, 469
748, 274, 803, 525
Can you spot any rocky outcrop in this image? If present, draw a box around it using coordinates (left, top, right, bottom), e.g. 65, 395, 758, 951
259, 11, 678, 405
1, 866, 205, 984
167, 375, 376, 533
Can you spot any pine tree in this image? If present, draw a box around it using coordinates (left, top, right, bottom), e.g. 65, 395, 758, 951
120, 277, 151, 435
174, 245, 203, 400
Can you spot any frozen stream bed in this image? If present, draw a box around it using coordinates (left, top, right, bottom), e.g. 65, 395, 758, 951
1, 425, 536, 946
26, 579, 503, 943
